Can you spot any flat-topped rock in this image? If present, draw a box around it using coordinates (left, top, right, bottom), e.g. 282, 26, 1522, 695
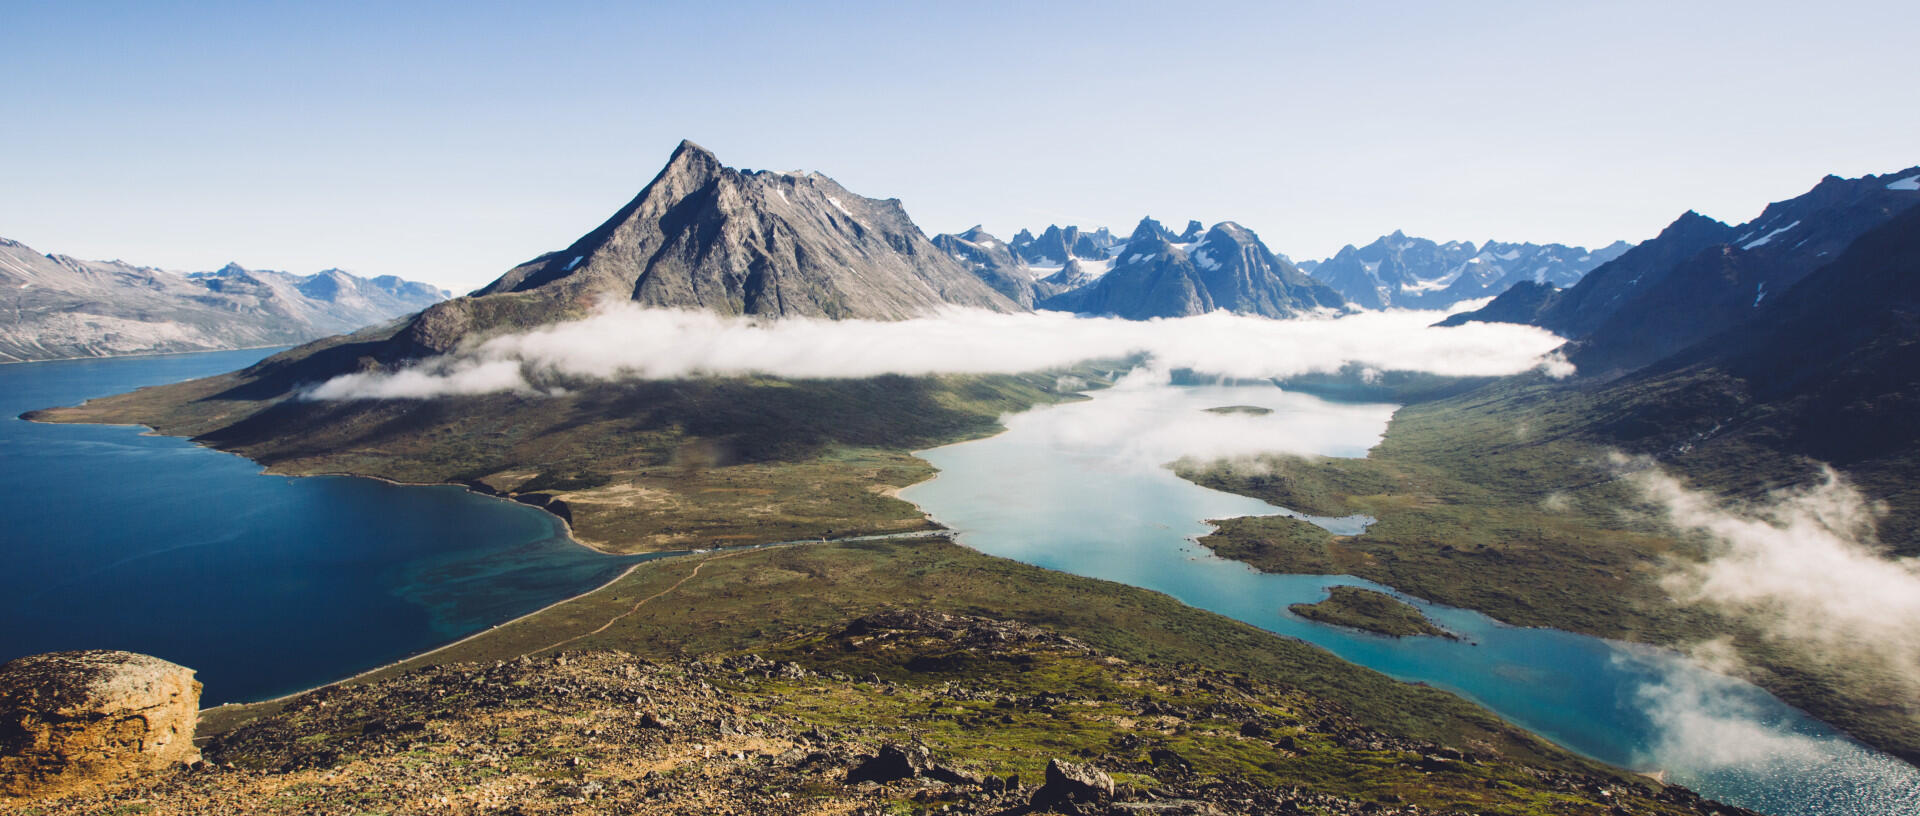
0, 650, 201, 799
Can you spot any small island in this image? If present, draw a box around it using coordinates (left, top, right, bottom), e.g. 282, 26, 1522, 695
1289, 586, 1457, 640
1204, 405, 1273, 416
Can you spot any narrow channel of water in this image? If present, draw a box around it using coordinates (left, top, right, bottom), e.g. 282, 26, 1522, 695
898, 372, 1920, 816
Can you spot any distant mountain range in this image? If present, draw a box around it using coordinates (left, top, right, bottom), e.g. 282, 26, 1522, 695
1300, 232, 1632, 310
425, 140, 1349, 355
935, 216, 1340, 320
8, 139, 1654, 366
1035, 218, 1342, 319
0, 239, 448, 363
1444, 166, 1920, 373
938, 222, 1630, 318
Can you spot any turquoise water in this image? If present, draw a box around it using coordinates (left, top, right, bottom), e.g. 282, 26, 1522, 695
899, 373, 1920, 816
0, 349, 643, 705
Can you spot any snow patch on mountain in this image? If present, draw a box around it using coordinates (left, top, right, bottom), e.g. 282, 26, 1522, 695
1743, 221, 1800, 250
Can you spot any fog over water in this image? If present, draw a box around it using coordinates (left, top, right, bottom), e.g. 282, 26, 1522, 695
307, 306, 1571, 400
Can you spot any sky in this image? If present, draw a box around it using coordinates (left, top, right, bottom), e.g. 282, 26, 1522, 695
4, 0, 1916, 292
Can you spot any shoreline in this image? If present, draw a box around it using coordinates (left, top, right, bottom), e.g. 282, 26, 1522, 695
196, 528, 952, 723
0, 342, 293, 366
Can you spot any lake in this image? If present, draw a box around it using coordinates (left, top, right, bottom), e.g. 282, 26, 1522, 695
0, 348, 640, 705
6, 350, 1915, 814
899, 369, 1920, 816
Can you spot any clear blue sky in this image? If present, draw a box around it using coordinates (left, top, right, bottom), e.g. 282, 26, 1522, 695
5, 0, 1915, 291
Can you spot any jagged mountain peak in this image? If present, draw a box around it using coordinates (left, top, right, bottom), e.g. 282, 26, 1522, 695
464, 140, 1020, 328
666, 138, 722, 171
1200, 221, 1258, 246
1127, 217, 1174, 244
1306, 230, 1631, 311
1038, 218, 1341, 319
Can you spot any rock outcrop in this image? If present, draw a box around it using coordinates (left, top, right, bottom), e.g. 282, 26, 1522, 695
0, 651, 202, 799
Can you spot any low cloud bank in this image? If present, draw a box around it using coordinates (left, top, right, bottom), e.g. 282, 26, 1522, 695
1623, 642, 1920, 806
1616, 464, 1920, 801
306, 306, 1572, 400
1628, 461, 1920, 697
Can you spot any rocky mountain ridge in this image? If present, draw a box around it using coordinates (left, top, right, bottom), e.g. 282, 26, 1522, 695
935, 217, 1343, 319
0, 238, 449, 363
1302, 231, 1631, 311
1444, 165, 1920, 373
476, 140, 1019, 321
1037, 218, 1344, 319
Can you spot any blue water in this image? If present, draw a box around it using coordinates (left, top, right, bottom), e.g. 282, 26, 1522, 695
0, 349, 641, 705
900, 374, 1920, 816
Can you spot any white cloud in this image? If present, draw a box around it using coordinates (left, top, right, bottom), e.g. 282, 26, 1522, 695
305, 305, 1572, 400
1628, 461, 1920, 697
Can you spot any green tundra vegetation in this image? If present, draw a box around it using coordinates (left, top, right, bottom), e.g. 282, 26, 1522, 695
162, 538, 1740, 816
31, 333, 1114, 553
1287, 586, 1455, 640
1181, 373, 1920, 764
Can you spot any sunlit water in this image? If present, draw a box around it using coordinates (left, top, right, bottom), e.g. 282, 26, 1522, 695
900, 372, 1920, 816
0, 349, 647, 704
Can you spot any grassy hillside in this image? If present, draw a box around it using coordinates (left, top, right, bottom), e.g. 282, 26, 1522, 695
22, 608, 1746, 814
29, 342, 1104, 552
115, 538, 1756, 816
1182, 374, 1920, 764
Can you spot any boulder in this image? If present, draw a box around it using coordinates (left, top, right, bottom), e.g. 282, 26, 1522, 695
0, 651, 201, 799
846, 742, 930, 784
1031, 757, 1114, 808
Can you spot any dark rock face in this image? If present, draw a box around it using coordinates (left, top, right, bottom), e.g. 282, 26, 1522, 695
1445, 166, 1920, 374
1040, 220, 1343, 319
0, 651, 201, 799
1443, 211, 1738, 335
1565, 169, 1920, 373
474, 140, 1022, 323
1599, 205, 1920, 476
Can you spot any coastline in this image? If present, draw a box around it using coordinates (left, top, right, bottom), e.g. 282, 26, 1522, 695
0, 342, 292, 366
193, 529, 952, 734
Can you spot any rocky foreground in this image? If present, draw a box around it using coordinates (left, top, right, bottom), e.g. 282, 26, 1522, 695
8, 611, 1752, 816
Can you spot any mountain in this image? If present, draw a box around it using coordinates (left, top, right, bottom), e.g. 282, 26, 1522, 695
1303, 231, 1631, 311
1037, 218, 1343, 319
1008, 224, 1119, 266
933, 222, 1126, 306
1595, 203, 1920, 490
930, 227, 1044, 307
474, 140, 1019, 327
1444, 167, 1920, 372
0, 238, 449, 363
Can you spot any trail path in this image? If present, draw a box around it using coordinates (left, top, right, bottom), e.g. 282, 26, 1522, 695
527, 550, 745, 656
